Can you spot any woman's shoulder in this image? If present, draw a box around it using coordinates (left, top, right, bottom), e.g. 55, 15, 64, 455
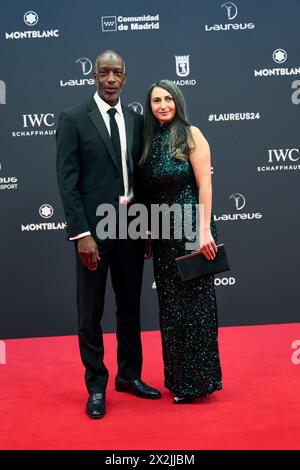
188, 125, 210, 149
189, 125, 206, 140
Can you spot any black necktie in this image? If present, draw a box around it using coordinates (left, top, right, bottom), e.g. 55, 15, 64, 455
108, 108, 122, 169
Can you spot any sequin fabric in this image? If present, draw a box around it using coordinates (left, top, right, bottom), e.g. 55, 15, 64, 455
141, 125, 222, 397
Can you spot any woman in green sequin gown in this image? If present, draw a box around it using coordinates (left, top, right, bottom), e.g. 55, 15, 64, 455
140, 80, 222, 403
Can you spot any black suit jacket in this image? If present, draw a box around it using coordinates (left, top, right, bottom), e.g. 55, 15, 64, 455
56, 97, 144, 240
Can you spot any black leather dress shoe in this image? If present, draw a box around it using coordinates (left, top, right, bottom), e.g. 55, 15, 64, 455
86, 392, 106, 419
115, 377, 161, 399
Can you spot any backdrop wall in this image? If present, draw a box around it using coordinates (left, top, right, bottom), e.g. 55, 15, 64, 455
1, 0, 299, 339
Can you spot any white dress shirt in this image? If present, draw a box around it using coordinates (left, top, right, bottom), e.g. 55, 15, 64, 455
70, 92, 133, 241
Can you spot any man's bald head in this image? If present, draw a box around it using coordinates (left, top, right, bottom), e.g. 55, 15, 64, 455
94, 50, 126, 106
95, 50, 125, 74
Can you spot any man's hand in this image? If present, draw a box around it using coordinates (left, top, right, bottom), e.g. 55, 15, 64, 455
77, 235, 100, 271
144, 239, 153, 259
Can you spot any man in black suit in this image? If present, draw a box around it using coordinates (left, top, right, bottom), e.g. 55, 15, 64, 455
56, 50, 161, 419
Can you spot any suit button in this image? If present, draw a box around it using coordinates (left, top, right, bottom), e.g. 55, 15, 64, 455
115, 174, 120, 179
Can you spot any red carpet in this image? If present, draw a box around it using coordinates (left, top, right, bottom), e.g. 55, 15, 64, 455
0, 324, 299, 450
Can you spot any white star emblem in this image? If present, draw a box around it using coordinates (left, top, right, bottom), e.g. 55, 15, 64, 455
24, 11, 39, 27
273, 49, 287, 64
39, 204, 54, 219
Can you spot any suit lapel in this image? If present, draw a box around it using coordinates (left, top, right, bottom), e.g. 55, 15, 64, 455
87, 98, 121, 173
122, 105, 134, 177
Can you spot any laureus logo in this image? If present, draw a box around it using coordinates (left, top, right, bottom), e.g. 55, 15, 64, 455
204, 3, 254, 32
60, 57, 94, 87
221, 2, 238, 20
229, 193, 245, 211
128, 102, 143, 114
76, 58, 93, 76
214, 193, 262, 221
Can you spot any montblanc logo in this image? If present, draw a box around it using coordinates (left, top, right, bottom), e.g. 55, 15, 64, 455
39, 204, 54, 219
5, 11, 59, 40
24, 11, 39, 26
204, 2, 255, 32
273, 49, 287, 64
60, 57, 95, 87
12, 113, 56, 137
21, 204, 66, 232
254, 49, 300, 78
214, 193, 262, 221
173, 55, 196, 87
128, 102, 143, 114
0, 163, 18, 191
101, 14, 160, 32
257, 148, 300, 173
0, 80, 6, 104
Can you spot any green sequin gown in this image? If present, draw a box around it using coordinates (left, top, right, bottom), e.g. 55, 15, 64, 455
141, 125, 222, 398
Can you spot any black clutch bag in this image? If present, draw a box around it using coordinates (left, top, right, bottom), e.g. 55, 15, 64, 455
175, 244, 230, 282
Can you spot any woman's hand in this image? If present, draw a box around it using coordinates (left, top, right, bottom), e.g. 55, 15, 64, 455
200, 228, 218, 260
